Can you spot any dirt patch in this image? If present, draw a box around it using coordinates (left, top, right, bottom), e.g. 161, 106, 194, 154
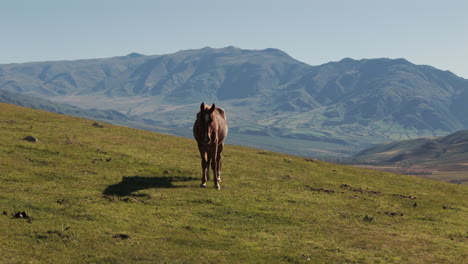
113, 234, 131, 240
102, 195, 119, 203
92, 157, 112, 163
340, 184, 417, 200
340, 184, 382, 195
383, 211, 404, 217
96, 149, 107, 154
102, 194, 149, 203
306, 185, 335, 193
390, 193, 417, 200
442, 205, 460, 211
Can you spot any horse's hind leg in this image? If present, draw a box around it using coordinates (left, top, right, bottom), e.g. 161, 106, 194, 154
216, 143, 224, 183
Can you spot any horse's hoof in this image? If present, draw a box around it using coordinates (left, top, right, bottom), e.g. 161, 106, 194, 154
200, 183, 207, 188
214, 185, 221, 190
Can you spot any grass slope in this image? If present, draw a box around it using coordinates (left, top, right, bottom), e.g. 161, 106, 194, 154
0, 103, 467, 264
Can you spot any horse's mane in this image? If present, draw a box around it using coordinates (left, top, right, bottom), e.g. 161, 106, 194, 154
216, 108, 226, 119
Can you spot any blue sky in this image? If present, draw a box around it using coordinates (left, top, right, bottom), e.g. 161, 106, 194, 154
1, 0, 468, 78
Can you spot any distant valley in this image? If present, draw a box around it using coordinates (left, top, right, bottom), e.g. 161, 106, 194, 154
351, 130, 468, 184
1, 46, 468, 159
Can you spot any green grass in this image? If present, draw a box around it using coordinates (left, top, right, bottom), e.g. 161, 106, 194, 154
1, 103, 467, 263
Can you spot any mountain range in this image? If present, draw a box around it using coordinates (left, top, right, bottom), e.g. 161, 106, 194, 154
1, 46, 468, 158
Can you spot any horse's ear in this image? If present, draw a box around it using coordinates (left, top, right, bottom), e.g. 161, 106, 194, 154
200, 102, 205, 112
209, 103, 216, 113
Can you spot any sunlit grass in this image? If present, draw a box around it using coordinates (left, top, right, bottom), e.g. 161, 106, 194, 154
0, 103, 467, 263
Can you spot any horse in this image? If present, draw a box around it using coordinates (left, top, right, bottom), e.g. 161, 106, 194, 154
193, 102, 228, 190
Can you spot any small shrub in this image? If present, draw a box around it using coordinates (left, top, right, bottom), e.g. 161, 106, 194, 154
363, 214, 375, 222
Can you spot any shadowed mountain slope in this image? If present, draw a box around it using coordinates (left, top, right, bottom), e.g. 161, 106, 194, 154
353, 130, 468, 165
351, 130, 468, 183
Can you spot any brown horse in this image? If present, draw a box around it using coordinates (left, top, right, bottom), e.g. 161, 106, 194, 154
193, 102, 228, 190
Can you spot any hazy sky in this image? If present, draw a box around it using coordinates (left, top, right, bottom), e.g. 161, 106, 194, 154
2, 0, 468, 78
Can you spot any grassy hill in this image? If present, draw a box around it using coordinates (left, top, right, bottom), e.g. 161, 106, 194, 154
0, 102, 467, 263
0, 89, 130, 123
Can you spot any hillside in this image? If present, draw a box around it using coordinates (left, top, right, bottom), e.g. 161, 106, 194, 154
1, 47, 468, 158
1, 103, 467, 263
351, 130, 468, 183
0, 89, 357, 159
0, 89, 130, 123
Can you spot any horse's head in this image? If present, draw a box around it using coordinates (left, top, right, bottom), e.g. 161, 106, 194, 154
197, 102, 216, 144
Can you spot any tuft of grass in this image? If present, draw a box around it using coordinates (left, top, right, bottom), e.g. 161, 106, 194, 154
0, 103, 467, 263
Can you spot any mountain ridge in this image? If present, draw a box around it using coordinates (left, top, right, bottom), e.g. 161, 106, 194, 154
1, 47, 468, 157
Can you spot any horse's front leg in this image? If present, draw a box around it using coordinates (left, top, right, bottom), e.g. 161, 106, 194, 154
200, 151, 209, 188
206, 154, 211, 181
211, 145, 220, 190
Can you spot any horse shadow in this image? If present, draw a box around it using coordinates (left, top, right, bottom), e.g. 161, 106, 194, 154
103, 175, 199, 196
